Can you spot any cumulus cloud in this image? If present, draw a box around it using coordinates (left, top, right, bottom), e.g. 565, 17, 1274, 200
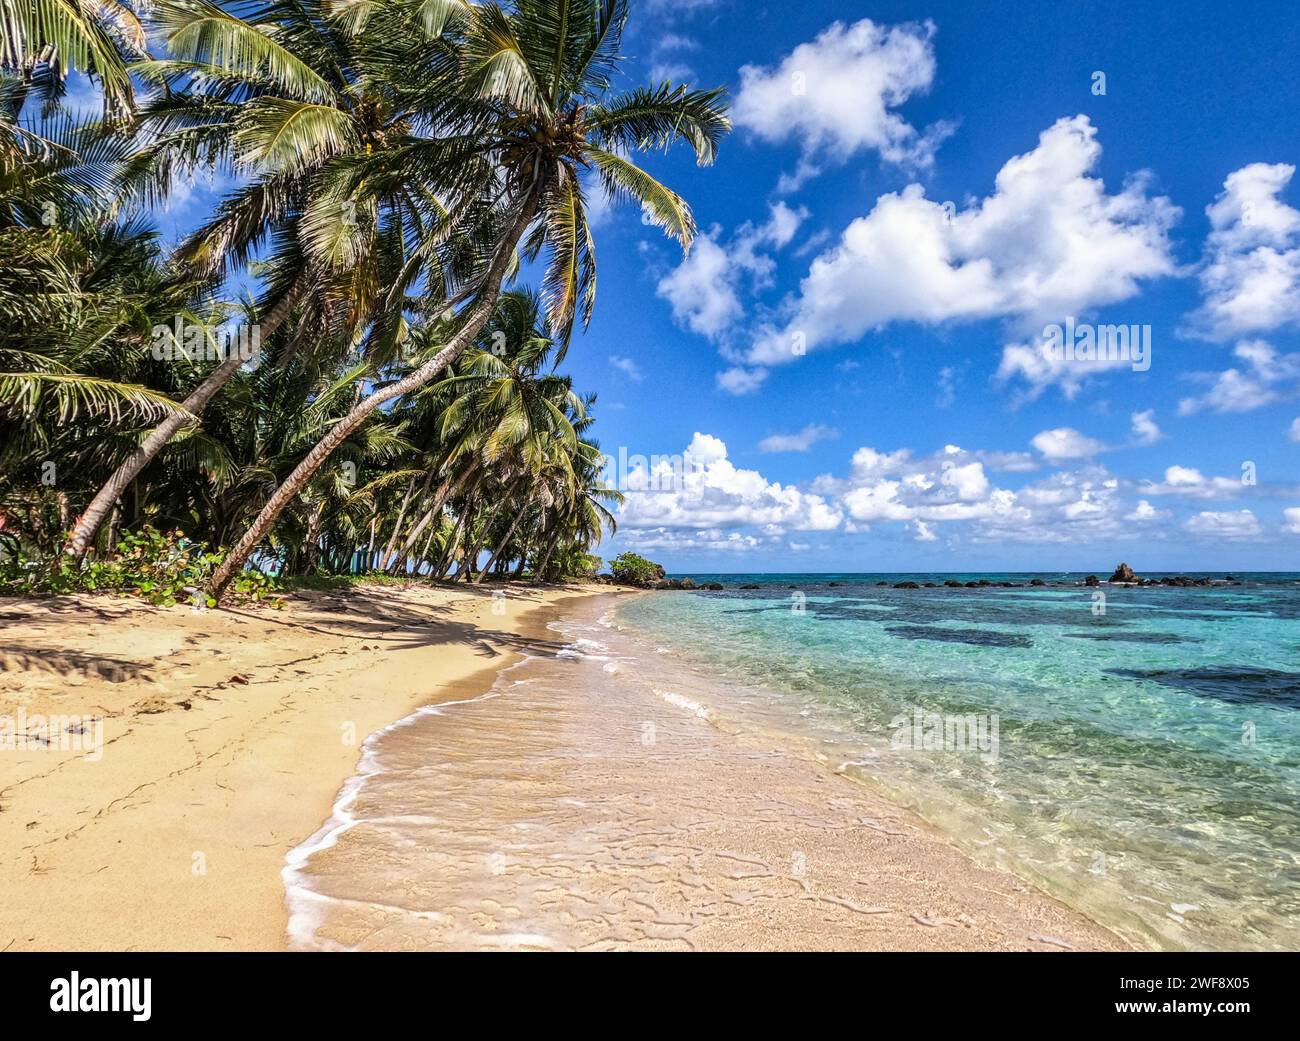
908, 520, 939, 542
615, 433, 843, 540
732, 18, 951, 188
656, 232, 739, 339
658, 202, 808, 342
715, 365, 768, 395
1184, 509, 1262, 539
609, 432, 1294, 557
1130, 409, 1163, 445
1126, 499, 1169, 521
758, 424, 840, 453
1138, 465, 1247, 500
838, 448, 1004, 525
743, 117, 1178, 396
1031, 427, 1107, 462
1177, 339, 1300, 414
1186, 163, 1300, 340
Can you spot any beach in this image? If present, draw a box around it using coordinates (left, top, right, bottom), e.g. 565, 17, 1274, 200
0, 583, 596, 950
2, 583, 1126, 951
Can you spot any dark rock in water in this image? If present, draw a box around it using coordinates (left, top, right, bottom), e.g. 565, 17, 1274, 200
740, 583, 760, 590
1065, 631, 1199, 644
875, 581, 889, 586
1225, 574, 1238, 582
1108, 562, 1138, 583
965, 581, 980, 588
893, 581, 921, 589
944, 579, 964, 587
1030, 578, 1046, 586
1195, 576, 1213, 586
976, 579, 993, 587
887, 624, 1032, 648
703, 582, 724, 590
1107, 666, 1300, 709
827, 581, 841, 587
680, 577, 696, 590
923, 582, 938, 588
654, 578, 685, 590
1084, 575, 1100, 586
998, 581, 1017, 587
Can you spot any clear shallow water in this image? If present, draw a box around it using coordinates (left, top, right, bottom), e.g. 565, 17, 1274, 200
618, 573, 1300, 951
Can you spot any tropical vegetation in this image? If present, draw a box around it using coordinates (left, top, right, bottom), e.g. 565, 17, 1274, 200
0, 1, 727, 601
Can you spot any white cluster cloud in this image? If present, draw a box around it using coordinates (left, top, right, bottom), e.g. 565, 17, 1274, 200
1177, 339, 1300, 414
732, 18, 950, 189
657, 202, 807, 344
1138, 465, 1248, 500
1187, 163, 1300, 340
616, 432, 843, 537
726, 117, 1178, 396
1184, 510, 1262, 539
1130, 409, 1163, 445
1031, 427, 1106, 462
611, 431, 1291, 556
758, 424, 839, 453
834, 445, 1005, 525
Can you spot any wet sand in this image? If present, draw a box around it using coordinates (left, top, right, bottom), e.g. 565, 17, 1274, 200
286, 595, 1128, 951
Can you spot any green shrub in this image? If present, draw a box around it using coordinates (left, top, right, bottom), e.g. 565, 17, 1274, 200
609, 551, 664, 587
0, 526, 281, 607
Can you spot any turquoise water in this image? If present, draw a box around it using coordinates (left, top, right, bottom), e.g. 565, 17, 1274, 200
617, 573, 1300, 951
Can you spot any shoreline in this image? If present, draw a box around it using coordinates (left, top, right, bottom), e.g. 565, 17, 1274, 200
0, 582, 608, 951
3, 582, 1127, 951
285, 592, 1129, 951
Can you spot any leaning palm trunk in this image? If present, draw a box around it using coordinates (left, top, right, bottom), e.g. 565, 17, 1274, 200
475, 510, 526, 584
415, 523, 438, 575
533, 531, 560, 583
208, 203, 537, 601
390, 465, 479, 574
436, 508, 470, 580
458, 476, 521, 581
65, 284, 302, 558
379, 474, 420, 570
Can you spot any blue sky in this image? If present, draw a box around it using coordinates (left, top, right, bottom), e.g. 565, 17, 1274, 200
112, 1, 1300, 573
562, 0, 1300, 572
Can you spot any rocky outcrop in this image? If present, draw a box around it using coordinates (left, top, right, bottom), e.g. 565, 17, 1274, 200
893, 581, 920, 589
1084, 575, 1100, 586
1108, 562, 1138, 584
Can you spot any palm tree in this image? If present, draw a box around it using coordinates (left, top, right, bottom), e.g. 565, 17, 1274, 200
64, 0, 498, 556
0, 0, 144, 117
207, 0, 728, 600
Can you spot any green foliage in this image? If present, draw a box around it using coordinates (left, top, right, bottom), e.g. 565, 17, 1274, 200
609, 551, 663, 587
0, 525, 280, 606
